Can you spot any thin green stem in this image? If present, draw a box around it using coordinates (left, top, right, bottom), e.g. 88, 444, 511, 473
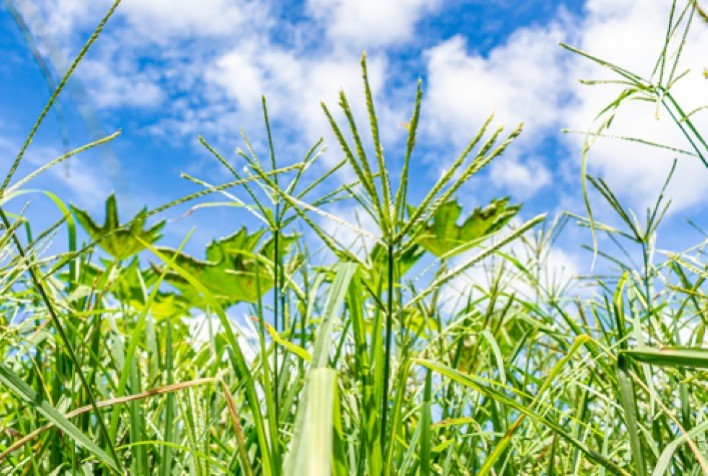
0, 0, 122, 197
381, 243, 395, 449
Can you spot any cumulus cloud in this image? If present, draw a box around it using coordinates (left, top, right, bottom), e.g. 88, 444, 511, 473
306, 0, 441, 50
421, 0, 707, 211
118, 0, 252, 40
423, 23, 571, 148
562, 0, 708, 212
23, 0, 107, 38
489, 157, 552, 199
29, 0, 264, 41
77, 58, 164, 109
204, 44, 388, 141
11, 0, 706, 215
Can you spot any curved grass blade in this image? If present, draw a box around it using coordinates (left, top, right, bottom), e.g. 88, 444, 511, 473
0, 364, 120, 472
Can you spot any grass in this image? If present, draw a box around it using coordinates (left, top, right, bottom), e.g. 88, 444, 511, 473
0, 0, 706, 474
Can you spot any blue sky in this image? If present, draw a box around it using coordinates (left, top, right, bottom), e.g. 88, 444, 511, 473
0, 0, 705, 278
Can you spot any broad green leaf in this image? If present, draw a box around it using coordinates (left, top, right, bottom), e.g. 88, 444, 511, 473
140, 238, 273, 475
415, 198, 520, 258
60, 258, 190, 319
158, 227, 298, 307
72, 193, 165, 260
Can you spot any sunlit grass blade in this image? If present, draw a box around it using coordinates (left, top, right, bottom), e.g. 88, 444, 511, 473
415, 358, 633, 476
620, 348, 708, 369
420, 368, 433, 476
405, 214, 546, 310
284, 264, 356, 474
284, 369, 337, 476
0, 363, 120, 472
617, 353, 647, 476
653, 419, 708, 476
138, 238, 274, 475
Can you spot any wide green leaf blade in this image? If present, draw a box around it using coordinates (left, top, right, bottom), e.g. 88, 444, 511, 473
620, 348, 708, 369
416, 198, 520, 258
284, 263, 357, 475
72, 193, 165, 260
284, 368, 338, 476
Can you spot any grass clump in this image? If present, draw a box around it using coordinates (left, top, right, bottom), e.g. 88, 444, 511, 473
0, 0, 706, 475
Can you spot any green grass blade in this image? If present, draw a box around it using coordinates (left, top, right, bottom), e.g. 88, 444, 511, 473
0, 364, 120, 473
284, 369, 337, 476
415, 358, 632, 475
405, 214, 546, 310
285, 264, 356, 474
139, 239, 273, 475
311, 262, 358, 369
653, 419, 708, 476
420, 368, 433, 476
620, 348, 708, 369
617, 354, 646, 476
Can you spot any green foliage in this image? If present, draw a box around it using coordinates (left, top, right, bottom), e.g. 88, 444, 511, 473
156, 227, 299, 307
0, 1, 706, 475
415, 197, 521, 258
71, 193, 165, 260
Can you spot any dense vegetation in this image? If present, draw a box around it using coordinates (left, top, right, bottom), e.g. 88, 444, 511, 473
0, 0, 706, 474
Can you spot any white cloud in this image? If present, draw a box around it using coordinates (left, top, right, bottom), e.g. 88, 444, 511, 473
423, 24, 571, 148
31, 0, 264, 42
489, 157, 552, 199
21, 0, 107, 38
562, 0, 708, 212
118, 0, 252, 40
17, 0, 416, 153
12, 0, 706, 217
306, 0, 440, 50
204, 44, 389, 142
422, 0, 707, 212
77, 58, 164, 109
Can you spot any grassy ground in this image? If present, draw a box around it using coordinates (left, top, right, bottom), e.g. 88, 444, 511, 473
0, 0, 706, 474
